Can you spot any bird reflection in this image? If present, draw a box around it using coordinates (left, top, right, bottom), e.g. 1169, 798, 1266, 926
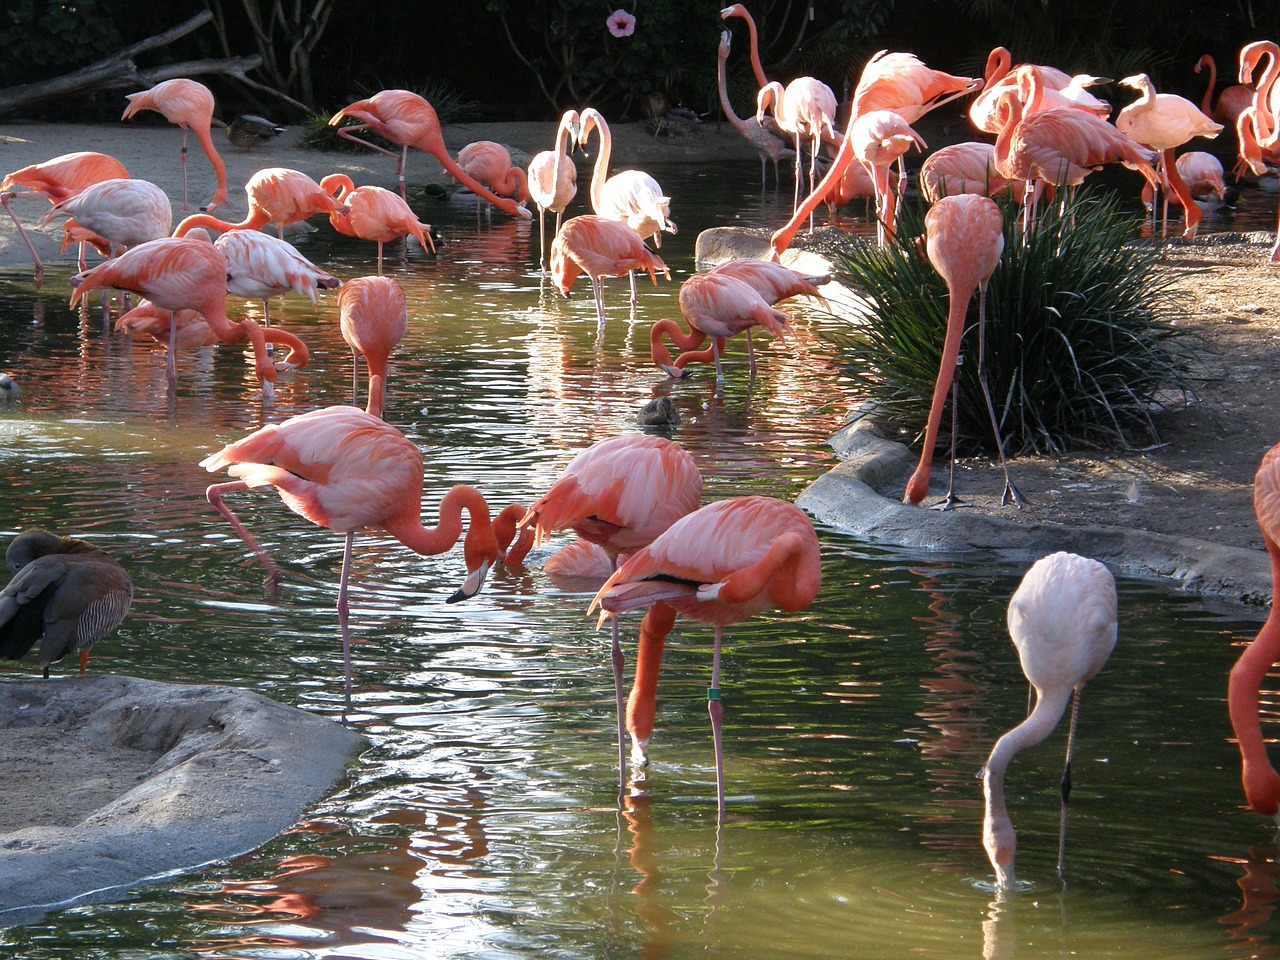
1219, 842, 1280, 959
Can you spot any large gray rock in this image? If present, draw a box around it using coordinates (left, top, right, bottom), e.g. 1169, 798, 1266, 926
0, 675, 363, 924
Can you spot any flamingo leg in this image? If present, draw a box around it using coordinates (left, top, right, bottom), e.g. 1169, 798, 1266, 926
611, 616, 627, 798
708, 624, 726, 822
351, 347, 361, 406
933, 360, 964, 511
587, 274, 607, 325
0, 193, 44, 289
975, 283, 1025, 506
746, 329, 756, 382
180, 126, 191, 213
166, 312, 178, 389
205, 480, 283, 597
1057, 687, 1083, 883
337, 530, 356, 705
712, 337, 724, 386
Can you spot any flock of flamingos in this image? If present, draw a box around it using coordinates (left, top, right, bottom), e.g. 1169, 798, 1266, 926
4, 6, 1280, 895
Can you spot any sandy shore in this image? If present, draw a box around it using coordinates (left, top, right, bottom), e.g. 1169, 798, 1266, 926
0, 117, 757, 271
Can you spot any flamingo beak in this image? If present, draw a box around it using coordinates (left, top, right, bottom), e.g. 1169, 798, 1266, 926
446, 558, 493, 604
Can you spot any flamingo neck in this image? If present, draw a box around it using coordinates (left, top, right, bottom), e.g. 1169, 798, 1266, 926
626, 602, 676, 756
717, 44, 745, 127
192, 126, 228, 210
983, 47, 1012, 90
1228, 538, 1280, 818
494, 503, 533, 565
586, 114, 612, 213
1198, 55, 1217, 116
649, 317, 707, 371
740, 9, 767, 88
174, 211, 266, 236
383, 483, 497, 571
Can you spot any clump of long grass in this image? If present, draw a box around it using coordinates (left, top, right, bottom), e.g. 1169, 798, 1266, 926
827, 187, 1193, 456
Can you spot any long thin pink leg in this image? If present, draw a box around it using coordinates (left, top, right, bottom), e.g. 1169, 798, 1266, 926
337, 530, 356, 705
611, 616, 627, 797
180, 126, 191, 213
166, 312, 178, 389
1, 193, 44, 289
708, 624, 726, 822
206, 481, 284, 596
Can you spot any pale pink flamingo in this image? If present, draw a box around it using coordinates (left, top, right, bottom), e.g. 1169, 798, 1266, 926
970, 61, 1109, 135
455, 141, 530, 205
1115, 72, 1223, 238
526, 110, 581, 270
38, 178, 172, 258
522, 433, 702, 779
1, 151, 129, 287
200, 405, 531, 700
919, 142, 1012, 203
70, 236, 308, 394
578, 108, 677, 309
328, 89, 532, 219
549, 214, 669, 325
756, 77, 839, 219
338, 275, 407, 419
716, 30, 792, 188
1196, 53, 1253, 127
121, 78, 228, 213
1229, 441, 1280, 823
903, 194, 1020, 509
320, 173, 436, 272
590, 495, 821, 818
982, 551, 1117, 890
214, 229, 341, 332
173, 167, 345, 239
649, 270, 790, 384
0, 528, 133, 678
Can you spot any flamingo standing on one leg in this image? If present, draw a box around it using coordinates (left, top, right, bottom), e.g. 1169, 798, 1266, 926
200, 405, 531, 701
1115, 72, 1223, 238
904, 194, 1021, 508
71, 237, 309, 395
521, 434, 703, 782
328, 89, 532, 219
338, 275, 408, 419
1228, 441, 1280, 823
173, 167, 347, 239
121, 78, 228, 213
527, 110, 581, 271
549, 215, 669, 326
981, 551, 1118, 890
320, 174, 436, 273
0, 528, 133, 678
578, 108, 677, 311
1, 151, 129, 287
590, 495, 821, 819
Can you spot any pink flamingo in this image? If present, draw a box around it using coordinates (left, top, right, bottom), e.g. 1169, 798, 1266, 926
756, 77, 838, 219
522, 433, 702, 779
455, 141, 530, 204
115, 299, 217, 384
526, 110, 581, 270
716, 30, 792, 188
38, 178, 172, 258
719, 4, 769, 88
590, 495, 821, 818
1229, 441, 1280, 823
982, 551, 1117, 890
970, 61, 1110, 135
851, 109, 927, 246
328, 89, 532, 219
71, 236, 308, 394
919, 142, 1012, 203
1115, 72, 1223, 238
338, 275, 407, 419
1196, 53, 1253, 127
1141, 151, 1226, 212
320, 173, 436, 273
903, 194, 1020, 509
1, 151, 129, 287
121, 78, 228, 213
549, 215, 669, 325
578, 108, 676, 308
173, 167, 346, 239
200, 405, 531, 700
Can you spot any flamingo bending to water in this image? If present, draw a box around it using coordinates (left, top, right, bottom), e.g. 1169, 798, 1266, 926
549, 215, 669, 325
321, 173, 436, 272
122, 78, 228, 213
982, 551, 1117, 890
338, 275, 408, 418
174, 167, 345, 239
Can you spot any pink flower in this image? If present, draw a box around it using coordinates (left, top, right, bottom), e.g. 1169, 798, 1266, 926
606, 9, 636, 38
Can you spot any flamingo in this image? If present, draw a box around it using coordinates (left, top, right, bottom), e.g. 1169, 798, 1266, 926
719, 4, 769, 88
70, 236, 309, 395
121, 78, 228, 213
522, 433, 702, 781
578, 108, 677, 309
0, 528, 133, 678
1141, 151, 1227, 213
981, 551, 1118, 890
454, 141, 530, 205
320, 173, 436, 273
991, 75, 1160, 236
970, 62, 1110, 135
328, 89, 532, 219
716, 30, 792, 188
200, 405, 532, 700
173, 167, 346, 239
549, 215, 669, 326
38, 178, 172, 258
213, 229, 341, 332
115, 301, 217, 357
1195, 54, 1253, 127
526, 110, 580, 270
919, 142, 1012, 203
1239, 41, 1280, 148
590, 495, 821, 818
903, 194, 1021, 509
1228, 441, 1280, 823
853, 109, 927, 246
1, 151, 129, 287
1115, 73, 1223, 238
649, 270, 791, 384
338, 275, 407, 419
756, 77, 839, 219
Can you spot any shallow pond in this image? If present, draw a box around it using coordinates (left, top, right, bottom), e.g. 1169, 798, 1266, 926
0, 159, 1278, 959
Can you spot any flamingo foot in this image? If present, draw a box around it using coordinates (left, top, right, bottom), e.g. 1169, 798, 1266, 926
1001, 480, 1028, 507
928, 492, 967, 512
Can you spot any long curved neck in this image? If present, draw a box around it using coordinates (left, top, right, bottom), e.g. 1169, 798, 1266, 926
650, 317, 707, 369
740, 9, 767, 88
383, 483, 495, 565
192, 125, 228, 210
1228, 537, 1280, 817
585, 112, 612, 212
1255, 50, 1280, 145
626, 601, 676, 753
1199, 55, 1217, 116
984, 47, 1011, 90
173, 210, 266, 236
717, 42, 746, 128
992, 94, 1023, 179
